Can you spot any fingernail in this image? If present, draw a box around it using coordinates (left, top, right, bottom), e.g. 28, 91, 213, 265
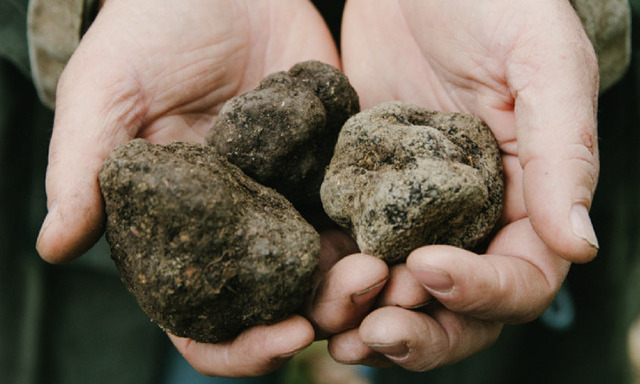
570, 204, 599, 250
367, 342, 409, 360
36, 202, 57, 254
274, 346, 308, 362
413, 267, 454, 294
350, 277, 388, 306
401, 298, 435, 310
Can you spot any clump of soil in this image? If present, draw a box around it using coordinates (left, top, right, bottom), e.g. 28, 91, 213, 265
321, 102, 504, 264
208, 60, 359, 206
99, 139, 319, 343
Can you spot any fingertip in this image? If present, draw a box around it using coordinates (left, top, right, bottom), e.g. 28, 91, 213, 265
273, 315, 316, 355
359, 307, 430, 369
165, 332, 191, 357
328, 329, 393, 369
378, 264, 433, 309
167, 334, 222, 377
37, 108, 120, 263
36, 197, 105, 263
406, 245, 473, 276
239, 315, 315, 372
169, 316, 315, 377
523, 158, 599, 264
359, 306, 408, 345
405, 245, 512, 320
507, 11, 599, 264
406, 247, 474, 311
568, 203, 599, 261
343, 253, 389, 272
360, 306, 502, 372
316, 252, 389, 308
407, 222, 571, 323
327, 328, 371, 364
511, 32, 599, 264
246, 315, 316, 365
310, 253, 389, 336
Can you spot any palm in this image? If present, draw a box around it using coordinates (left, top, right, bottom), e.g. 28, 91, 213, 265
40, 0, 339, 263
39, 0, 344, 377
342, 0, 524, 241
343, 0, 597, 249
328, 0, 600, 369
60, 0, 339, 145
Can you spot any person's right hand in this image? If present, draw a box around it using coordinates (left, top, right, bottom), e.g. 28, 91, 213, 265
35, 0, 340, 377
36, 0, 339, 262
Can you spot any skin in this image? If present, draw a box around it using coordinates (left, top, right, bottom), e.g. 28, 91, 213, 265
318, 0, 599, 369
36, 0, 600, 376
35, 0, 352, 377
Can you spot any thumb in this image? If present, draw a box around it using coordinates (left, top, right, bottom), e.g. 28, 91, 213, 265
36, 40, 142, 263
508, 7, 600, 264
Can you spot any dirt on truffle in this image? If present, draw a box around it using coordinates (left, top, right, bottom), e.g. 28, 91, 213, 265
208, 60, 359, 207
98, 61, 505, 344
99, 139, 319, 343
321, 102, 504, 264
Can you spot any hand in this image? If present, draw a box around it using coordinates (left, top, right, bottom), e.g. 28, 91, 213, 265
168, 316, 315, 377
169, 222, 388, 376
319, 0, 599, 370
35, 0, 339, 376
36, 0, 339, 263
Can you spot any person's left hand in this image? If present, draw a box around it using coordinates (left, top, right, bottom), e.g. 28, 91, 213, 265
313, 0, 599, 370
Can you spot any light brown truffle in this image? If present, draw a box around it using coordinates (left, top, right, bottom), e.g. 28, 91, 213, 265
321, 102, 504, 264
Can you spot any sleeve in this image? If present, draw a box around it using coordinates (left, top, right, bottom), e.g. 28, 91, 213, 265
570, 0, 632, 92
0, 0, 31, 77
27, 0, 98, 110
25, 0, 632, 109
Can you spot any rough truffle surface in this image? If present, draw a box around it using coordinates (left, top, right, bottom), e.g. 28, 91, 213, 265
321, 102, 504, 264
208, 60, 359, 206
99, 139, 319, 343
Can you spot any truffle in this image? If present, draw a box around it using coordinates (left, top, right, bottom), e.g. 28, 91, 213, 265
99, 139, 319, 343
208, 60, 359, 206
321, 102, 504, 264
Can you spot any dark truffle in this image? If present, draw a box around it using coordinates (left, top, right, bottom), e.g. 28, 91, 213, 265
321, 102, 504, 264
99, 139, 319, 343
208, 60, 359, 206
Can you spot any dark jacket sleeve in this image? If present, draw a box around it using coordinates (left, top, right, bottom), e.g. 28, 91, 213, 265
0, 0, 30, 77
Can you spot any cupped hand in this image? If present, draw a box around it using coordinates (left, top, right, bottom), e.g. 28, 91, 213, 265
321, 0, 599, 370
167, 220, 388, 376
343, 0, 599, 262
167, 316, 315, 377
36, 0, 339, 263
35, 0, 340, 377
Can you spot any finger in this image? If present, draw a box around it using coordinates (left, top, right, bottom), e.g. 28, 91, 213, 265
36, 40, 142, 263
378, 264, 433, 309
318, 228, 360, 276
360, 306, 502, 372
328, 328, 392, 368
407, 219, 570, 323
308, 254, 388, 337
507, 1, 600, 263
169, 315, 314, 377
